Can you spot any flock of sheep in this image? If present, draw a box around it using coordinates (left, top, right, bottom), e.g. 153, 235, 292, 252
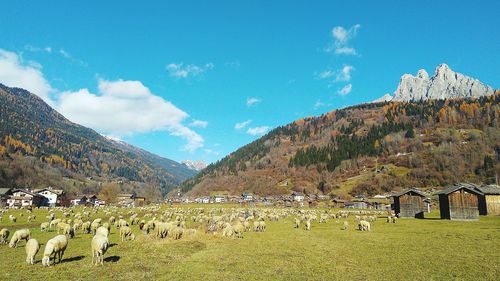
0, 205, 397, 267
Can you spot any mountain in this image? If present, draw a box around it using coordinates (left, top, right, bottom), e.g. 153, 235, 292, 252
0, 84, 196, 196
181, 160, 208, 171
379, 64, 495, 102
181, 90, 499, 198
372, 93, 393, 103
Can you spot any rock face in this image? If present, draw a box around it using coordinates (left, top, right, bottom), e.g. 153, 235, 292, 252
181, 160, 207, 171
372, 93, 393, 103
391, 64, 494, 101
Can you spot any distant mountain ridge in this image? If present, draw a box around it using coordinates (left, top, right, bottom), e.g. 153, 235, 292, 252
379, 64, 495, 102
0, 83, 196, 194
181, 160, 208, 171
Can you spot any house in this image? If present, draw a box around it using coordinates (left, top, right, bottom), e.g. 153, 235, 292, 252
436, 183, 483, 220
392, 189, 428, 218
242, 192, 254, 202
213, 194, 227, 203
367, 197, 391, 210
35, 187, 65, 207
344, 200, 370, 209
291, 191, 305, 202
475, 184, 500, 216
116, 194, 146, 207
0, 188, 13, 207
331, 198, 346, 208
7, 189, 45, 208
71, 194, 99, 206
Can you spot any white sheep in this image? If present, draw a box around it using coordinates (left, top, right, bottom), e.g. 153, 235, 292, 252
9, 215, 16, 223
294, 218, 300, 228
305, 220, 311, 231
9, 229, 31, 248
95, 226, 110, 238
358, 220, 371, 231
171, 226, 184, 240
119, 226, 134, 242
42, 235, 68, 266
0, 228, 10, 243
342, 221, 349, 231
91, 234, 109, 265
25, 239, 40, 265
40, 222, 49, 232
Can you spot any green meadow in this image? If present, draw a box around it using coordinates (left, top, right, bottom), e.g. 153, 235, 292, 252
0, 206, 499, 281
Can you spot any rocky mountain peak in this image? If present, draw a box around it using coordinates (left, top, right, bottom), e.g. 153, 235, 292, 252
389, 64, 494, 102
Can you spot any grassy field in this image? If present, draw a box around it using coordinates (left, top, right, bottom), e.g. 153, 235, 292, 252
0, 205, 499, 281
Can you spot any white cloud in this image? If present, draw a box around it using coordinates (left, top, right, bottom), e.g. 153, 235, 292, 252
166, 62, 214, 79
189, 119, 208, 128
57, 79, 204, 152
335, 65, 354, 82
247, 126, 270, 136
234, 120, 252, 130
0, 49, 54, 103
317, 65, 354, 82
314, 100, 331, 110
24, 45, 53, 53
246, 97, 261, 107
338, 84, 352, 96
326, 24, 360, 56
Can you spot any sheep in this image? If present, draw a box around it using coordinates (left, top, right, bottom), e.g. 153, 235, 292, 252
171, 226, 184, 240
358, 220, 371, 232
63, 224, 75, 239
50, 218, 61, 229
233, 223, 244, 239
294, 218, 301, 228
304, 220, 311, 231
222, 224, 234, 238
40, 222, 49, 232
342, 221, 349, 231
91, 221, 101, 235
156, 222, 172, 239
9, 229, 31, 248
9, 215, 16, 223
25, 239, 40, 265
108, 216, 116, 225
392, 216, 397, 223
91, 234, 109, 266
115, 219, 128, 228
82, 221, 91, 234
243, 221, 251, 232
119, 226, 134, 242
95, 226, 109, 238
27, 216, 33, 223
42, 235, 68, 266
0, 228, 10, 243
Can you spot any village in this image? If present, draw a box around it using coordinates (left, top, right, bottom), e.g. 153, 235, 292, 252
1, 183, 499, 220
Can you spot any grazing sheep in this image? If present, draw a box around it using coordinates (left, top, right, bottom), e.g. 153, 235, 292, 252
63, 224, 75, 239
9, 229, 31, 248
116, 219, 128, 228
305, 220, 311, 231
91, 234, 109, 265
294, 218, 301, 228
386, 216, 391, 223
108, 216, 116, 225
27, 216, 33, 223
95, 226, 109, 238
42, 235, 68, 266
82, 221, 91, 234
25, 239, 40, 265
243, 221, 251, 232
342, 221, 349, 231
50, 219, 61, 229
358, 220, 371, 232
233, 223, 244, 239
91, 221, 101, 235
171, 227, 184, 240
40, 222, 49, 232
0, 228, 10, 243
392, 216, 397, 223
222, 224, 234, 237
253, 221, 260, 232
9, 215, 16, 223
119, 226, 134, 242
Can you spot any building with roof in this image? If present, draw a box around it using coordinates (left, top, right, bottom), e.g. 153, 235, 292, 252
392, 188, 428, 218
291, 191, 305, 202
0, 188, 13, 207
475, 184, 500, 216
7, 189, 45, 208
436, 183, 483, 220
34, 187, 66, 207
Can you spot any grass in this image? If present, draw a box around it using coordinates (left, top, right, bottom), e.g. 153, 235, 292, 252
1, 206, 499, 281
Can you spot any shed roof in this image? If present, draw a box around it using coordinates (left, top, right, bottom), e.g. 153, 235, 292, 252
392, 188, 427, 197
435, 183, 483, 196
475, 184, 500, 195
0, 188, 12, 196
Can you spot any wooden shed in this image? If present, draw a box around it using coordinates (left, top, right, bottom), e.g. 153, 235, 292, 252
392, 189, 427, 218
437, 183, 483, 220
476, 184, 500, 216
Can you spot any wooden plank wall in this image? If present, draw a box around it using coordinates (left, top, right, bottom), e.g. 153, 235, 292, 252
449, 190, 479, 220
486, 195, 500, 216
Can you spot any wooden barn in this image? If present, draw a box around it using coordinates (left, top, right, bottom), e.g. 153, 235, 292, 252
437, 183, 483, 220
392, 189, 427, 218
476, 184, 500, 216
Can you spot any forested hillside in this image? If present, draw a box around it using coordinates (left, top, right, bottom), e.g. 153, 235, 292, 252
0, 84, 196, 198
181, 93, 500, 197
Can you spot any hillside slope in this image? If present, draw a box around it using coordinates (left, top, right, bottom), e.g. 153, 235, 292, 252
181, 93, 500, 197
0, 84, 196, 195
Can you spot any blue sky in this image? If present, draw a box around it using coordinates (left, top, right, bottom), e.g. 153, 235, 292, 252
0, 1, 499, 164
